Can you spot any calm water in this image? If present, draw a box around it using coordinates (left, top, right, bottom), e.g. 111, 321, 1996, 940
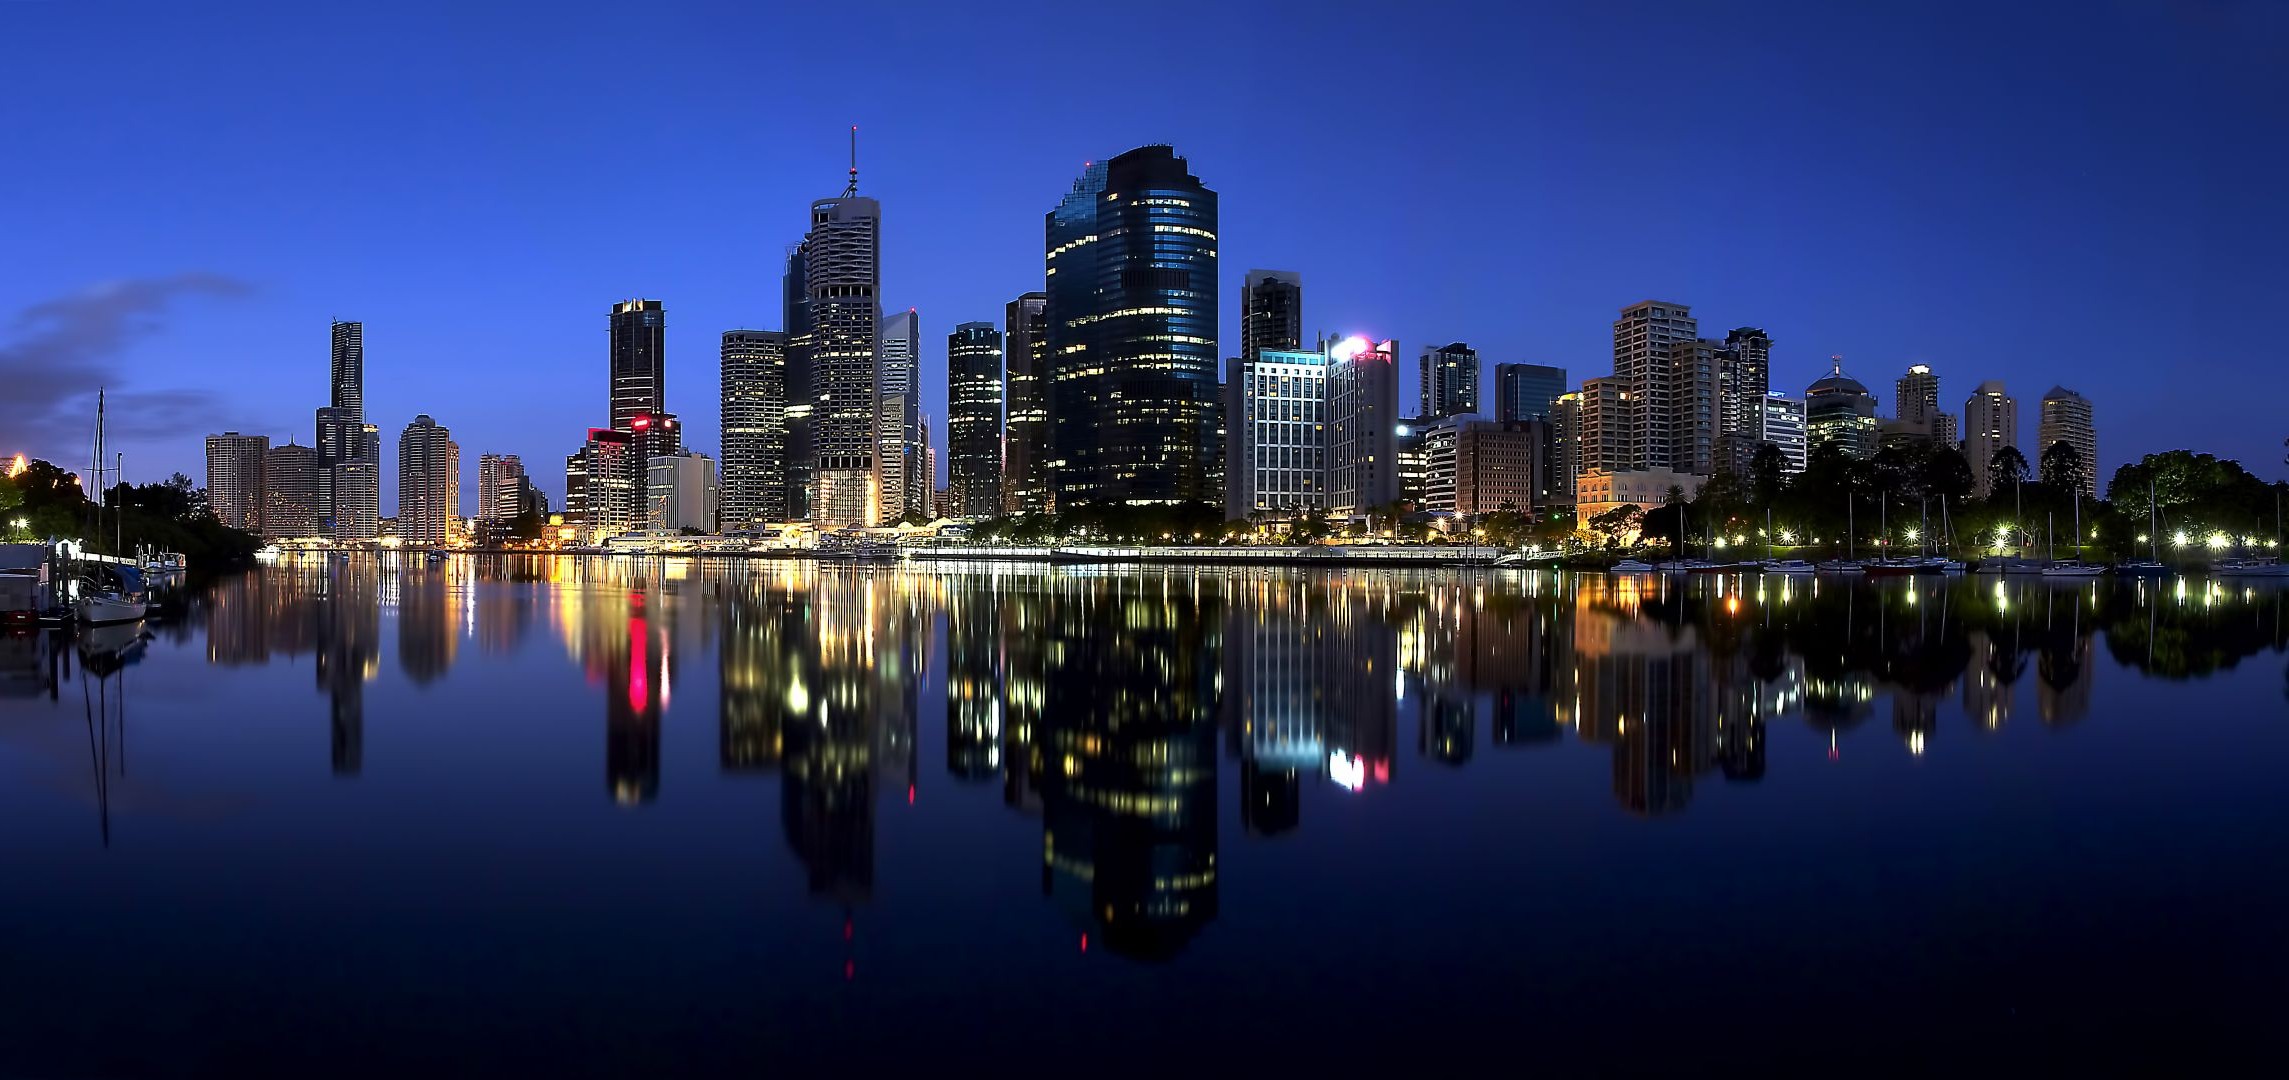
4, 558, 2285, 1074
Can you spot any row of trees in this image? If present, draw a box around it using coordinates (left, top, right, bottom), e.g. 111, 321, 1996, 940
2, 458, 261, 567
1601, 440, 2285, 560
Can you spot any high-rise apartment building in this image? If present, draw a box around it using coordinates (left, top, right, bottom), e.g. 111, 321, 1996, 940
1759, 393, 1808, 474
1223, 337, 1396, 521
1494, 363, 1566, 423
1549, 391, 1581, 505
878, 309, 923, 520
316, 319, 379, 542
1419, 342, 1479, 420
1240, 270, 1302, 363
397, 415, 458, 546
1715, 327, 1771, 476
609, 300, 666, 432
1963, 381, 2018, 498
1611, 301, 1706, 473
1805, 359, 1879, 460
1001, 292, 1050, 514
719, 329, 788, 529
2037, 386, 2098, 498
205, 432, 269, 533
948, 322, 1004, 518
1045, 146, 1219, 507
263, 442, 324, 539
794, 187, 882, 527
1896, 364, 1940, 428
477, 454, 526, 522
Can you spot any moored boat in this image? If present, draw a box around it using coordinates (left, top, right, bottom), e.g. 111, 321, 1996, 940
2039, 561, 2106, 578
1610, 559, 1657, 574
2214, 557, 2289, 579
1760, 559, 1815, 574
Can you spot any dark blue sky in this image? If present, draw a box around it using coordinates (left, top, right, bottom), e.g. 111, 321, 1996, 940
5, 1, 2285, 509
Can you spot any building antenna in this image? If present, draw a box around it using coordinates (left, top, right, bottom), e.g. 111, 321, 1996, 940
843, 125, 859, 196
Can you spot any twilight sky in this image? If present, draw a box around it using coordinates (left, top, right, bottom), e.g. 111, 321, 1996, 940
4, 1, 2285, 511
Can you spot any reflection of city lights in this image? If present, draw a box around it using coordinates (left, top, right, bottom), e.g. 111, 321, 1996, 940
1329, 750, 1366, 791
1908, 730, 1926, 756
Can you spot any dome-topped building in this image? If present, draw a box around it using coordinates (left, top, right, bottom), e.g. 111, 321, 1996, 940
1805, 356, 1878, 459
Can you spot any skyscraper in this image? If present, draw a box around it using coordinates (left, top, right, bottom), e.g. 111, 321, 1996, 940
781, 247, 815, 521
572, 428, 638, 539
1001, 292, 1049, 514
646, 451, 720, 532
1805, 359, 1879, 459
877, 309, 923, 521
1494, 363, 1566, 423
397, 415, 458, 546
1715, 327, 1771, 476
1759, 393, 1808, 474
1896, 364, 1940, 428
720, 329, 788, 529
1045, 146, 1219, 507
2037, 386, 2098, 498
204, 432, 269, 533
1325, 337, 1398, 517
948, 322, 1004, 518
1224, 337, 1397, 521
608, 300, 666, 432
330, 320, 364, 419
1963, 380, 2019, 498
316, 319, 379, 542
262, 442, 324, 539
1240, 270, 1302, 363
477, 454, 526, 522
1610, 301, 1709, 474
795, 185, 882, 527
1419, 342, 1479, 420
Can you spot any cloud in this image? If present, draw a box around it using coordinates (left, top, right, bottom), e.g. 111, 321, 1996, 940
0, 273, 252, 461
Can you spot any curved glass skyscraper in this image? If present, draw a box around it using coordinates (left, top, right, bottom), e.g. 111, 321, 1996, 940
1044, 146, 1219, 507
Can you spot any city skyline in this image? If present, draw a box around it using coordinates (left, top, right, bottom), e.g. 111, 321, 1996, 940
6, 4, 2285, 508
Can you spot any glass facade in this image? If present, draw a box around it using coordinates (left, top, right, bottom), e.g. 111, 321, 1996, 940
1045, 146, 1220, 507
947, 321, 1004, 518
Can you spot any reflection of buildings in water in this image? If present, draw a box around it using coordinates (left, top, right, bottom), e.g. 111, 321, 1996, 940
1571, 607, 1714, 816
396, 569, 457, 685
1221, 580, 1397, 833
946, 589, 1001, 782
203, 567, 378, 775
1714, 649, 1798, 782
777, 573, 922, 905
998, 577, 1050, 816
718, 588, 790, 772
1891, 690, 1939, 754
1040, 574, 1220, 960
569, 586, 665, 805
2038, 632, 2094, 727
1963, 629, 2019, 730
315, 566, 379, 776
1421, 691, 1475, 765
474, 578, 532, 656
1495, 687, 1562, 746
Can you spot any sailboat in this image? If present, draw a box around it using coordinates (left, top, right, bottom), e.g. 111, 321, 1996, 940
1761, 508, 1813, 573
1817, 492, 1865, 573
2117, 479, 2170, 577
2216, 489, 2289, 579
1924, 495, 1966, 572
2042, 494, 2104, 577
1865, 494, 1928, 575
74, 391, 149, 625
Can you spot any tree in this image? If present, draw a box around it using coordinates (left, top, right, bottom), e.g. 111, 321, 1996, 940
1588, 505, 1642, 548
1988, 445, 2029, 496
1749, 442, 1788, 508
1919, 447, 1976, 503
2039, 440, 2086, 498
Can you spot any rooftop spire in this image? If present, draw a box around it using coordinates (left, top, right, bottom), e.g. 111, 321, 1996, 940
843, 125, 859, 196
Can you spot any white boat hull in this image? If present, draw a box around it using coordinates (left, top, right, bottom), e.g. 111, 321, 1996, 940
76, 595, 147, 625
